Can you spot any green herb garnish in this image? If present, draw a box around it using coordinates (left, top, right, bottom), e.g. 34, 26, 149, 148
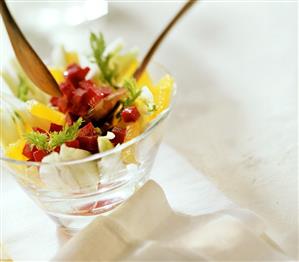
24, 118, 83, 151
24, 132, 48, 150
48, 118, 83, 150
90, 32, 117, 86
123, 78, 141, 107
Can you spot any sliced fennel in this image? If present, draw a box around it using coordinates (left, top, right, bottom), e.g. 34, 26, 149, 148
0, 90, 51, 148
40, 145, 99, 193
97, 131, 115, 152
97, 132, 138, 183
0, 59, 50, 104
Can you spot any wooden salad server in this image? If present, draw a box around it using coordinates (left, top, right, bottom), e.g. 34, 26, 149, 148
0, 0, 62, 97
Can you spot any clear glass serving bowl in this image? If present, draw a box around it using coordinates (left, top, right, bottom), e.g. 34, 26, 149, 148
0, 64, 176, 233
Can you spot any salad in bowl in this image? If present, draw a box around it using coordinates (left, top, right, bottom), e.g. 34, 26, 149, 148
1, 32, 174, 231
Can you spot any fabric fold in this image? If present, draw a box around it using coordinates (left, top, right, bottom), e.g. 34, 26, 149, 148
53, 180, 290, 261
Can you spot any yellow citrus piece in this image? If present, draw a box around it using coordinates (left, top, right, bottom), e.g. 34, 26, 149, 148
154, 74, 174, 116
5, 138, 28, 161
121, 120, 143, 164
137, 71, 155, 92
27, 100, 65, 125
49, 67, 64, 84
64, 51, 79, 65
122, 145, 137, 164
119, 59, 138, 82
125, 120, 143, 141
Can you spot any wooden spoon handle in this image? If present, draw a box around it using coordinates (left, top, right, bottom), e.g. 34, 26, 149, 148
0, 0, 61, 97
133, 0, 197, 80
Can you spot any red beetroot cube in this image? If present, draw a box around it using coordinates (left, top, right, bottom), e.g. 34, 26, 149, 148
72, 88, 87, 105
50, 97, 59, 107
60, 81, 75, 98
67, 101, 90, 117
33, 149, 48, 162
65, 139, 80, 149
22, 143, 33, 159
76, 104, 90, 117
78, 122, 97, 137
85, 87, 104, 107
57, 96, 69, 113
121, 106, 140, 123
111, 127, 126, 145
78, 135, 98, 153
79, 80, 97, 90
64, 64, 90, 83
49, 123, 63, 132
32, 127, 48, 134
53, 146, 61, 153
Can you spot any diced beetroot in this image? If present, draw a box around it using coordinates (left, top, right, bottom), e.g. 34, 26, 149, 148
53, 146, 61, 153
121, 106, 140, 123
72, 88, 87, 105
78, 122, 97, 137
64, 64, 90, 84
50, 97, 59, 107
79, 80, 97, 90
57, 95, 69, 113
60, 81, 75, 98
65, 139, 80, 149
33, 149, 48, 162
111, 127, 126, 145
22, 143, 33, 159
32, 127, 48, 134
78, 135, 98, 153
49, 64, 115, 120
76, 104, 90, 117
49, 123, 63, 132
85, 87, 104, 107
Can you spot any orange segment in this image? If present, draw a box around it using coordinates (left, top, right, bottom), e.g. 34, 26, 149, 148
153, 74, 174, 116
121, 120, 143, 164
49, 67, 64, 84
64, 51, 79, 65
137, 71, 155, 92
5, 138, 28, 161
27, 100, 65, 125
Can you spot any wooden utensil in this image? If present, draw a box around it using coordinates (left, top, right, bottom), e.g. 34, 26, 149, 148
88, 0, 197, 121
0, 0, 62, 97
133, 0, 197, 80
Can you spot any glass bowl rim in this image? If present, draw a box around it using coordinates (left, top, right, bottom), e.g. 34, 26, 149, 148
0, 63, 176, 167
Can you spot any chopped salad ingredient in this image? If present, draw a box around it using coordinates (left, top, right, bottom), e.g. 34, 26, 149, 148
1, 32, 174, 166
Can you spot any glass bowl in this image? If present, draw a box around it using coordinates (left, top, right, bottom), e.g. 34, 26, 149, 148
0, 63, 176, 233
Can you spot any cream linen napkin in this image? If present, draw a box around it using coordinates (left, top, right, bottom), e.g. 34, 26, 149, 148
53, 180, 290, 261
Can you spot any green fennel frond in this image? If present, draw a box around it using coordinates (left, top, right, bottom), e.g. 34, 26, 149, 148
24, 118, 83, 151
89, 32, 117, 86
24, 132, 48, 150
123, 78, 141, 107
48, 118, 83, 150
